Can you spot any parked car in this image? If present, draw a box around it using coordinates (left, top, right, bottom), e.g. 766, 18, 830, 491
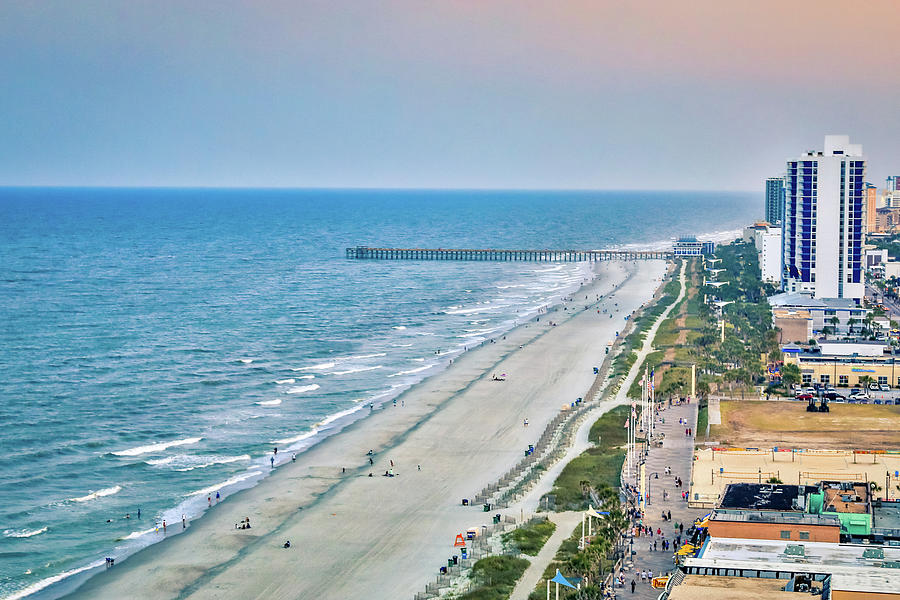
880, 383, 891, 391
795, 393, 814, 401
869, 383, 881, 391
850, 388, 862, 396
804, 387, 817, 395
849, 391, 869, 400
824, 391, 845, 401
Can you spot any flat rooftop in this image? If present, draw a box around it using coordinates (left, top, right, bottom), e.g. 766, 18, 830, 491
822, 481, 869, 515
718, 483, 809, 512
665, 575, 795, 600
690, 537, 900, 593
874, 499, 900, 531
711, 509, 841, 528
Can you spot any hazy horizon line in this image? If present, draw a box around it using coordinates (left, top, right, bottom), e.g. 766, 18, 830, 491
0, 184, 758, 194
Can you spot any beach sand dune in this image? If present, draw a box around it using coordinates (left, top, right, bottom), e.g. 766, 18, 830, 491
67, 260, 666, 600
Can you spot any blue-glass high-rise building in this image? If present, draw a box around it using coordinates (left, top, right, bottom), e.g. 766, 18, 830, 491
765, 176, 785, 225
782, 135, 865, 300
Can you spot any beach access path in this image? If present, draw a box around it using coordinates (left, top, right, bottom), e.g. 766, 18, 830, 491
66, 260, 667, 600
508, 511, 582, 600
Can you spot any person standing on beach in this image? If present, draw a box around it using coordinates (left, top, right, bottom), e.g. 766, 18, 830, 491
270, 456, 275, 468
182, 514, 186, 529
292, 453, 296, 463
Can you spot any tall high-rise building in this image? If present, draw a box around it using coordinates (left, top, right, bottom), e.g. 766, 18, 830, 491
782, 135, 865, 300
865, 183, 877, 233
887, 175, 899, 192
765, 176, 785, 225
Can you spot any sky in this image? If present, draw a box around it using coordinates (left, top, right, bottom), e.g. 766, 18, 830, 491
1, 0, 898, 190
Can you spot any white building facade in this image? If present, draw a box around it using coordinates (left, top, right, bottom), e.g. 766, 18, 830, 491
753, 226, 782, 284
782, 135, 865, 301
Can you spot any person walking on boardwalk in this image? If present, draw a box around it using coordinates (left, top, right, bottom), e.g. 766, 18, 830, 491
631, 579, 636, 593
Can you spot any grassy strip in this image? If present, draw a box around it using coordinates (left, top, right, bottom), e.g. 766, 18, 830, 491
527, 524, 618, 600
502, 518, 557, 556
457, 556, 531, 600
588, 404, 630, 448
545, 449, 625, 511
696, 401, 708, 439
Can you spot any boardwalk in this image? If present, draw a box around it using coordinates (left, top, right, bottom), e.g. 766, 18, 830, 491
346, 246, 672, 262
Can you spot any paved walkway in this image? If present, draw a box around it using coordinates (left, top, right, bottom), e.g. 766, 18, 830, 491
508, 511, 582, 600
616, 400, 701, 598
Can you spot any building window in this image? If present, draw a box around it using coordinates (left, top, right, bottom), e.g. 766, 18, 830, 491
780, 530, 791, 539
878, 376, 888, 385
802, 374, 812, 384
839, 375, 849, 386
798, 531, 810, 540
819, 375, 830, 384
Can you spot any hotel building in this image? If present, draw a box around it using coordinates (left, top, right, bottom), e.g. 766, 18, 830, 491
765, 176, 785, 225
782, 136, 865, 301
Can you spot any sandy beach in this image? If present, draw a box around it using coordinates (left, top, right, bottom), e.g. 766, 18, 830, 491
64, 259, 667, 600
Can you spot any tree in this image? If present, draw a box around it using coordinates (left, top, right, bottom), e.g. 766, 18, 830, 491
781, 363, 801, 388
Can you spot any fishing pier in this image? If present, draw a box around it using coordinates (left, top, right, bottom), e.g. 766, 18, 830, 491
345, 246, 673, 262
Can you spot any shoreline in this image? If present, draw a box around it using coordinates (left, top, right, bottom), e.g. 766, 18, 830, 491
9, 261, 597, 600
52, 259, 667, 600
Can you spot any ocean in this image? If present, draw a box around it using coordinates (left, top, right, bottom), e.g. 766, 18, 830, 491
0, 188, 757, 599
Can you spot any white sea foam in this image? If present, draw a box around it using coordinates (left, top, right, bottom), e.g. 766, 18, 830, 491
239, 358, 254, 364
334, 352, 387, 361
69, 485, 122, 503
391, 343, 413, 347
113, 437, 202, 457
3, 526, 48, 538
175, 455, 251, 472
291, 362, 334, 372
255, 399, 282, 406
272, 429, 319, 446
387, 364, 436, 378
392, 325, 407, 330
316, 403, 367, 428
286, 384, 320, 394
330, 365, 383, 375
274, 378, 295, 384
272, 403, 370, 448
4, 559, 106, 600
411, 357, 425, 362
186, 471, 262, 497
122, 527, 157, 540
146, 454, 251, 471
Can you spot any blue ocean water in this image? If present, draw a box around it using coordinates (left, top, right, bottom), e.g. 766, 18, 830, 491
0, 188, 757, 599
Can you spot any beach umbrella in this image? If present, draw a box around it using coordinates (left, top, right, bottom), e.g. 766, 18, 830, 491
547, 569, 577, 600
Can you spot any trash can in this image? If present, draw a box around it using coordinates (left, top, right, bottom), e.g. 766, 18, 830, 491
493, 514, 501, 524
448, 558, 454, 568
483, 503, 491, 512
452, 555, 459, 565
440, 566, 447, 574
462, 498, 469, 506
460, 547, 468, 559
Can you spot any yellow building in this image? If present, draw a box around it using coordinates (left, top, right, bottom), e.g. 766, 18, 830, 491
782, 341, 900, 388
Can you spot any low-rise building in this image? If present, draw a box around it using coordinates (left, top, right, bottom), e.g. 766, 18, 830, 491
673, 236, 715, 256
769, 292, 868, 335
773, 308, 813, 344
668, 537, 900, 600
781, 343, 900, 388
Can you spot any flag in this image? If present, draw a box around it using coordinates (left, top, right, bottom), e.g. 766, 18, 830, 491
624, 419, 629, 428
650, 368, 655, 391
